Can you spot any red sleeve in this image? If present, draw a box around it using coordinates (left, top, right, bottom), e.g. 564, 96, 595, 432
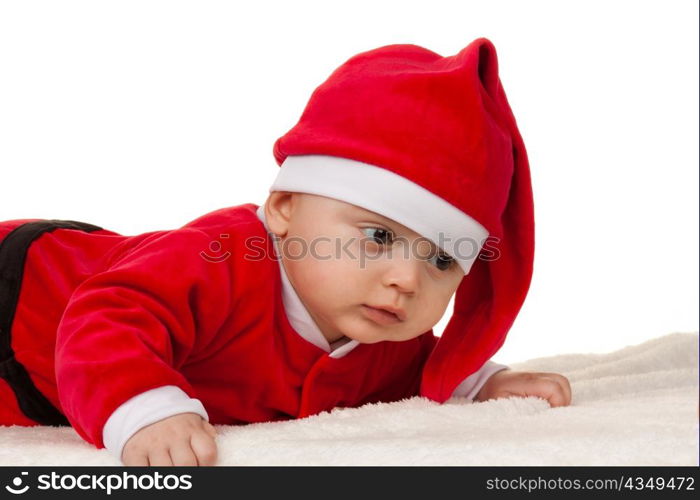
55, 228, 232, 448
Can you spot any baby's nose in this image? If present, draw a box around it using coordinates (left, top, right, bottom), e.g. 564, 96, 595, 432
382, 247, 421, 292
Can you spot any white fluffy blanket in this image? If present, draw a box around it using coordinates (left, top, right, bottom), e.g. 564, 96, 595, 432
1, 332, 697, 466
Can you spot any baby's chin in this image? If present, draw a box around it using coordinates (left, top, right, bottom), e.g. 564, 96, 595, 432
339, 316, 419, 344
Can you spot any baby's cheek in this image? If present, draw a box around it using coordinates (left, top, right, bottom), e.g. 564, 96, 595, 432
422, 296, 451, 327
300, 255, 352, 301
307, 237, 335, 262
312, 249, 346, 279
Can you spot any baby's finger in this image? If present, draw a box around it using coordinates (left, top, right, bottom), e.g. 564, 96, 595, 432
148, 448, 174, 467
538, 373, 572, 406
169, 442, 199, 467
538, 378, 569, 408
190, 432, 218, 466
204, 421, 217, 438
554, 374, 572, 405
122, 450, 149, 467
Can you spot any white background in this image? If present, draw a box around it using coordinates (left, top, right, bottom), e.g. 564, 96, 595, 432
0, 0, 697, 364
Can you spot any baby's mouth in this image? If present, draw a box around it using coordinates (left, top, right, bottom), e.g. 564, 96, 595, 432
361, 304, 404, 325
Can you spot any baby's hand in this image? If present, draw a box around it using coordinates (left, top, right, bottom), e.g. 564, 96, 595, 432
121, 413, 218, 466
474, 370, 572, 407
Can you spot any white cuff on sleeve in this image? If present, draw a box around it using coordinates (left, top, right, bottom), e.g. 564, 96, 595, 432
102, 385, 209, 462
450, 360, 509, 401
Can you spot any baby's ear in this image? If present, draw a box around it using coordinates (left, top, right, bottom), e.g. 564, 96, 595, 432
264, 191, 295, 237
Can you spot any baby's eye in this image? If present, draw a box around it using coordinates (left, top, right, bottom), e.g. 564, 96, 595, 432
361, 227, 394, 246
427, 252, 455, 271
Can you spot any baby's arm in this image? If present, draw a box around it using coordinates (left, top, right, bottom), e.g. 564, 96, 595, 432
54, 229, 232, 461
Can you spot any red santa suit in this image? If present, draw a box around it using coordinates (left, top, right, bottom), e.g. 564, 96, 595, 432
101, 206, 508, 458
0, 204, 506, 460
1, 37, 535, 463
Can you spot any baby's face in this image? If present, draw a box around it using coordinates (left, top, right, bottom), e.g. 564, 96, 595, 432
264, 192, 465, 344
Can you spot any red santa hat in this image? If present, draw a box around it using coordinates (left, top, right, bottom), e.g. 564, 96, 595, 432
269, 37, 534, 403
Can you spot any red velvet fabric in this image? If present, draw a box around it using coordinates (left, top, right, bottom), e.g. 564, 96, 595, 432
0, 205, 435, 448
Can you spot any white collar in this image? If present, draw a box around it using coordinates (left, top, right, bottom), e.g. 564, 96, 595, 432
256, 205, 359, 359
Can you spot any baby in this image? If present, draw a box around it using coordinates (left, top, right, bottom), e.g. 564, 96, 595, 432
0, 38, 571, 466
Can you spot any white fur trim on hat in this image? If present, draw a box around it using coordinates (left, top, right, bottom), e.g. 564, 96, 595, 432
269, 155, 489, 275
